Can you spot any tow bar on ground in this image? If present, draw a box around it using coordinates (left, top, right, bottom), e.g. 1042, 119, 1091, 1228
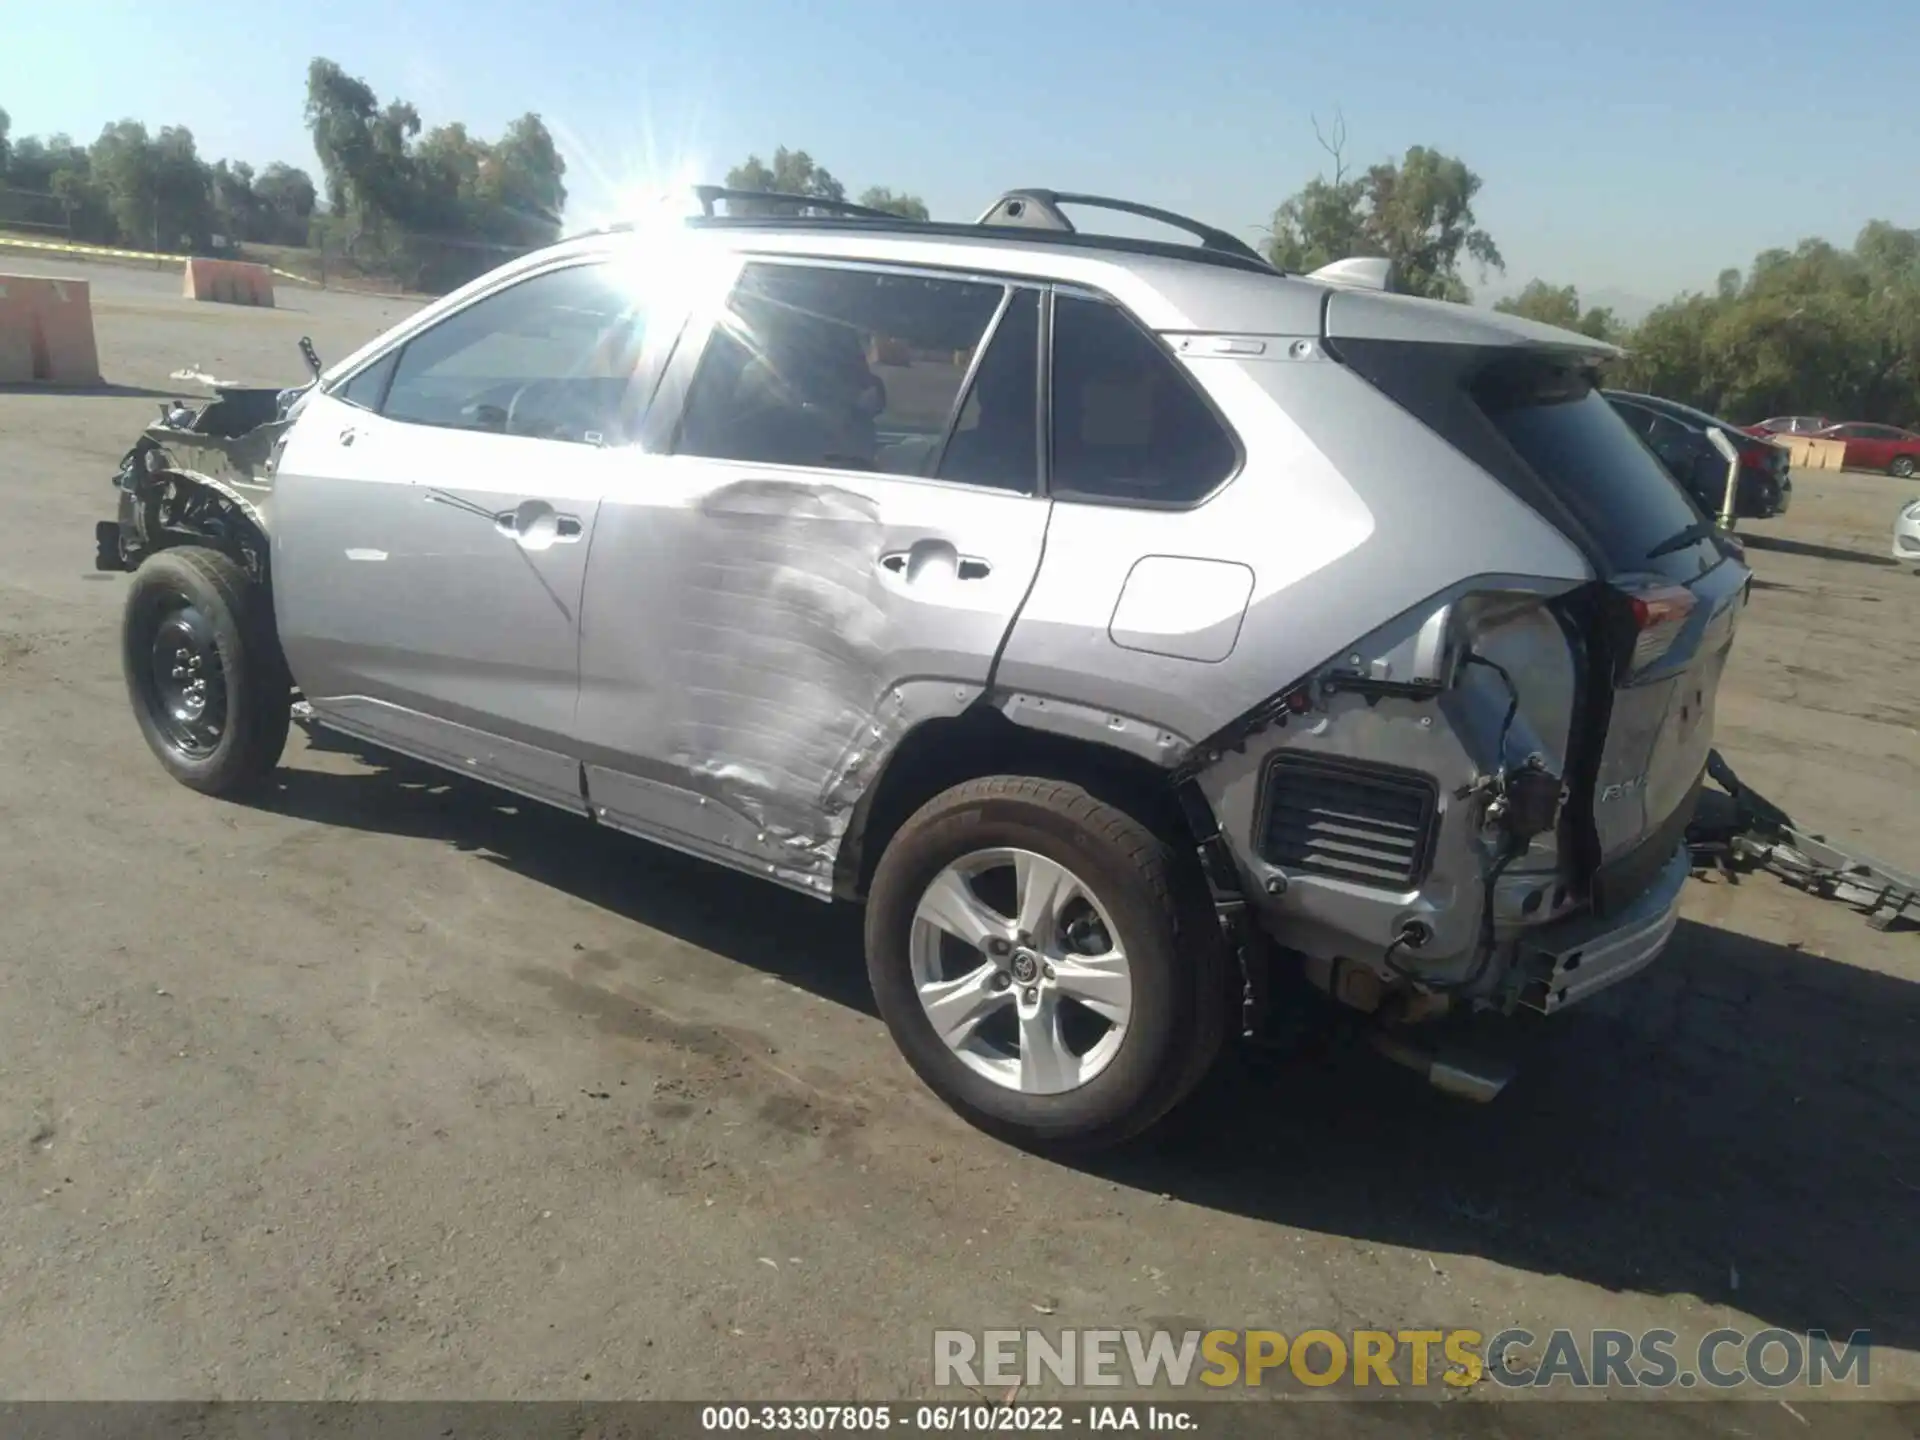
1686, 750, 1919, 933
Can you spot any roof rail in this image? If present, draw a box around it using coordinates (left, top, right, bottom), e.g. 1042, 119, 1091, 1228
691, 186, 901, 220
974, 189, 1272, 269
568, 183, 1284, 278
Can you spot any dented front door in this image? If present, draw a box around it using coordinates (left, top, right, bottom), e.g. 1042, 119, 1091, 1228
572, 262, 1050, 895
573, 458, 1048, 894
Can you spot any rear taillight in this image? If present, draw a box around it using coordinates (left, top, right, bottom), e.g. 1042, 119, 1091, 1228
1622, 583, 1697, 672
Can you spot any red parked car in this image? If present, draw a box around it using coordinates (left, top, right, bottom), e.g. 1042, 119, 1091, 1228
1812, 422, 1920, 477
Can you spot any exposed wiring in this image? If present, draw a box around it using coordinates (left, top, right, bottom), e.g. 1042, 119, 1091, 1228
1386, 843, 1520, 996
1463, 650, 1521, 768
1457, 844, 1522, 994
1384, 648, 1527, 997
1381, 930, 1418, 982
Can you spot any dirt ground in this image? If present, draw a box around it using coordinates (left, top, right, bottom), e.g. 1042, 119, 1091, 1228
1, 260, 1916, 1423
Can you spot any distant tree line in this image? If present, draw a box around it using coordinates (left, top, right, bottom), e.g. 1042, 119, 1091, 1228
0, 105, 317, 250
3, 83, 1914, 422
1508, 227, 1920, 429
1259, 112, 1920, 426
723, 147, 929, 220
301, 58, 568, 291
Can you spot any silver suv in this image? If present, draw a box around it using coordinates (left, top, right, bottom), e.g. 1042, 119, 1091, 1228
101, 187, 1748, 1150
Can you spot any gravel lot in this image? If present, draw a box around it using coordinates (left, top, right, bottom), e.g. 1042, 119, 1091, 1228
2, 259, 1916, 1421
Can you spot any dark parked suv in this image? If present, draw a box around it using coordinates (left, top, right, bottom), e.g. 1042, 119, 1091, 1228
1606, 390, 1791, 519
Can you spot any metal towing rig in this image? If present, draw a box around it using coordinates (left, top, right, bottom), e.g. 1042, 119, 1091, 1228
1686, 750, 1919, 933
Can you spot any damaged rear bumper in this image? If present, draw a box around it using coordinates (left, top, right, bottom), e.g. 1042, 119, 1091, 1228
1511, 843, 1688, 1012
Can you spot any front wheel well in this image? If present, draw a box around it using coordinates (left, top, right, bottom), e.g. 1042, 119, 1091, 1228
833, 704, 1197, 902
120, 468, 285, 675
124, 469, 272, 582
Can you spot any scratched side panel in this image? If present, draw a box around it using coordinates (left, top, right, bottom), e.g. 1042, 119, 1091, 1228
574, 460, 1051, 893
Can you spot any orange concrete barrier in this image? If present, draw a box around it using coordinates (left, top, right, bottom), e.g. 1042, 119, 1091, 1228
0, 274, 102, 384
182, 257, 275, 308
1777, 436, 1846, 471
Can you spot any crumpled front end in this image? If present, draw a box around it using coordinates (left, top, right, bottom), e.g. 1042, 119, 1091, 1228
94, 378, 307, 577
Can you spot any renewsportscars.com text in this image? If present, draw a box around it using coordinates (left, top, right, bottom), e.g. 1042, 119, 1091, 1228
933, 1327, 1874, 1391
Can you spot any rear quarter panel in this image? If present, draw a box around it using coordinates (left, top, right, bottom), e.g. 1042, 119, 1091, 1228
993, 340, 1591, 751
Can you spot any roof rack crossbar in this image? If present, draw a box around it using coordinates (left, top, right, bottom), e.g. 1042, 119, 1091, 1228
975, 189, 1271, 268
691, 186, 901, 221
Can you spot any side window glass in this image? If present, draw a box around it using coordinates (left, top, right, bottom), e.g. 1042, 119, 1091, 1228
335, 351, 397, 412
935, 289, 1039, 492
1614, 403, 1655, 439
381, 264, 648, 444
1643, 415, 1692, 474
675, 263, 1004, 476
1049, 295, 1237, 503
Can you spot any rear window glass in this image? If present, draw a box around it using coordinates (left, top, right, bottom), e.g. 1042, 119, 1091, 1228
1480, 371, 1715, 576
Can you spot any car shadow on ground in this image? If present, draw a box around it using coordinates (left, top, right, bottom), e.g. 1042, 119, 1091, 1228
0, 381, 183, 399
1740, 532, 1897, 567
261, 730, 875, 1014
1106, 914, 1920, 1354
259, 732, 1919, 1354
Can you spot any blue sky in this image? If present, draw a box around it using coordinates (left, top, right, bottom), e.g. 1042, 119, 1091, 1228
5, 0, 1915, 314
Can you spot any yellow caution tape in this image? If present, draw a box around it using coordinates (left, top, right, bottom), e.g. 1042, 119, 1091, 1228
0, 232, 319, 285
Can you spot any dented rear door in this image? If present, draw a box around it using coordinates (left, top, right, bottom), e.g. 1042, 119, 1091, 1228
572, 260, 1049, 895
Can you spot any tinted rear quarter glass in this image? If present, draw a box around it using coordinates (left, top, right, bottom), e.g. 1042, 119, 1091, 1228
1048, 294, 1237, 504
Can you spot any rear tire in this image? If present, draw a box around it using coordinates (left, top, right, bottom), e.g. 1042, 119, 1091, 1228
1891, 455, 1916, 479
865, 776, 1227, 1152
122, 546, 290, 796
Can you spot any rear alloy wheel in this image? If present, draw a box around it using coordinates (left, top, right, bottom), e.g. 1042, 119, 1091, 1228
865, 777, 1225, 1151
910, 846, 1133, 1095
122, 546, 290, 795
1891, 455, 1916, 479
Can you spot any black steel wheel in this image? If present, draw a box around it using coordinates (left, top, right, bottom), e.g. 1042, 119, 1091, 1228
122, 546, 290, 794
137, 595, 229, 759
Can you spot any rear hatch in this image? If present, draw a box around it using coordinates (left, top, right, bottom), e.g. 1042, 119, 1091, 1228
1322, 300, 1749, 913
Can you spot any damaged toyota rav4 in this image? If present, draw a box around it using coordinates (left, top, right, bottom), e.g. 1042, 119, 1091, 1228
98, 187, 1749, 1150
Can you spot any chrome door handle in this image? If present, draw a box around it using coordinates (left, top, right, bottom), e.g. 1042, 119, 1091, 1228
493, 500, 583, 550
879, 544, 991, 581
503, 511, 583, 542
424, 490, 582, 547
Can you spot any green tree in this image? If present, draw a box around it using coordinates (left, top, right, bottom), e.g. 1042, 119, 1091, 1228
1265, 115, 1502, 301
725, 148, 845, 213
1608, 222, 1920, 425
858, 186, 929, 220
253, 161, 317, 245
208, 158, 257, 244
304, 59, 383, 218
88, 121, 162, 245
302, 56, 564, 287
1493, 280, 1620, 341
478, 114, 567, 243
